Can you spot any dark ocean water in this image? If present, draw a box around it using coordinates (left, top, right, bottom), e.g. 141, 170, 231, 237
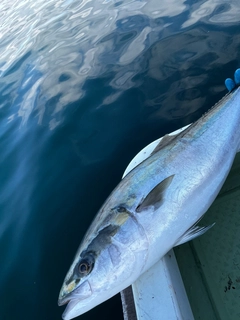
0, 0, 240, 319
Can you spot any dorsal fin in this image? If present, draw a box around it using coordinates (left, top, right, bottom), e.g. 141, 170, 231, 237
150, 134, 177, 156
122, 124, 191, 178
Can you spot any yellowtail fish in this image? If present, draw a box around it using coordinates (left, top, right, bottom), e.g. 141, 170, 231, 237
58, 69, 240, 319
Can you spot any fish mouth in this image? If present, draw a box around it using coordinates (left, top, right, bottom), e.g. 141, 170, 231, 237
58, 280, 92, 306
58, 296, 70, 306
62, 299, 82, 320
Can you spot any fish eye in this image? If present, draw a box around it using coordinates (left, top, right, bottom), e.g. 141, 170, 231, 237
78, 260, 91, 275
77, 255, 94, 276
116, 206, 126, 213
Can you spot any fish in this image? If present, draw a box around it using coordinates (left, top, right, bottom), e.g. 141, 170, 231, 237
58, 69, 240, 319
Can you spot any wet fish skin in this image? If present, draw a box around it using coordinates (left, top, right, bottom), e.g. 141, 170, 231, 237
58, 69, 240, 319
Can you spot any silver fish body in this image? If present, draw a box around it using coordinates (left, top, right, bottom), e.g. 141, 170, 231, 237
58, 78, 240, 319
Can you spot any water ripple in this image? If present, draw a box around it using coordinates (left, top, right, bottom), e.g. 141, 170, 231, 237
183, 0, 240, 28
1, 1, 240, 319
1, 0, 239, 129
0, 0, 189, 129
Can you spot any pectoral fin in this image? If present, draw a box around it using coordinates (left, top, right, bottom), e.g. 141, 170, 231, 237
174, 223, 215, 246
136, 175, 175, 213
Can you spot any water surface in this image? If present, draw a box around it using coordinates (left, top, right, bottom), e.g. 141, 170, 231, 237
0, 0, 240, 319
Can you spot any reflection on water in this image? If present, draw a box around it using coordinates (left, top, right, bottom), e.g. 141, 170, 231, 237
184, 0, 240, 27
1, 0, 239, 128
0, 0, 240, 319
1, 0, 188, 128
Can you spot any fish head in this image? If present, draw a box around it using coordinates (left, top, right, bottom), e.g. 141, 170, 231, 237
58, 207, 148, 319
